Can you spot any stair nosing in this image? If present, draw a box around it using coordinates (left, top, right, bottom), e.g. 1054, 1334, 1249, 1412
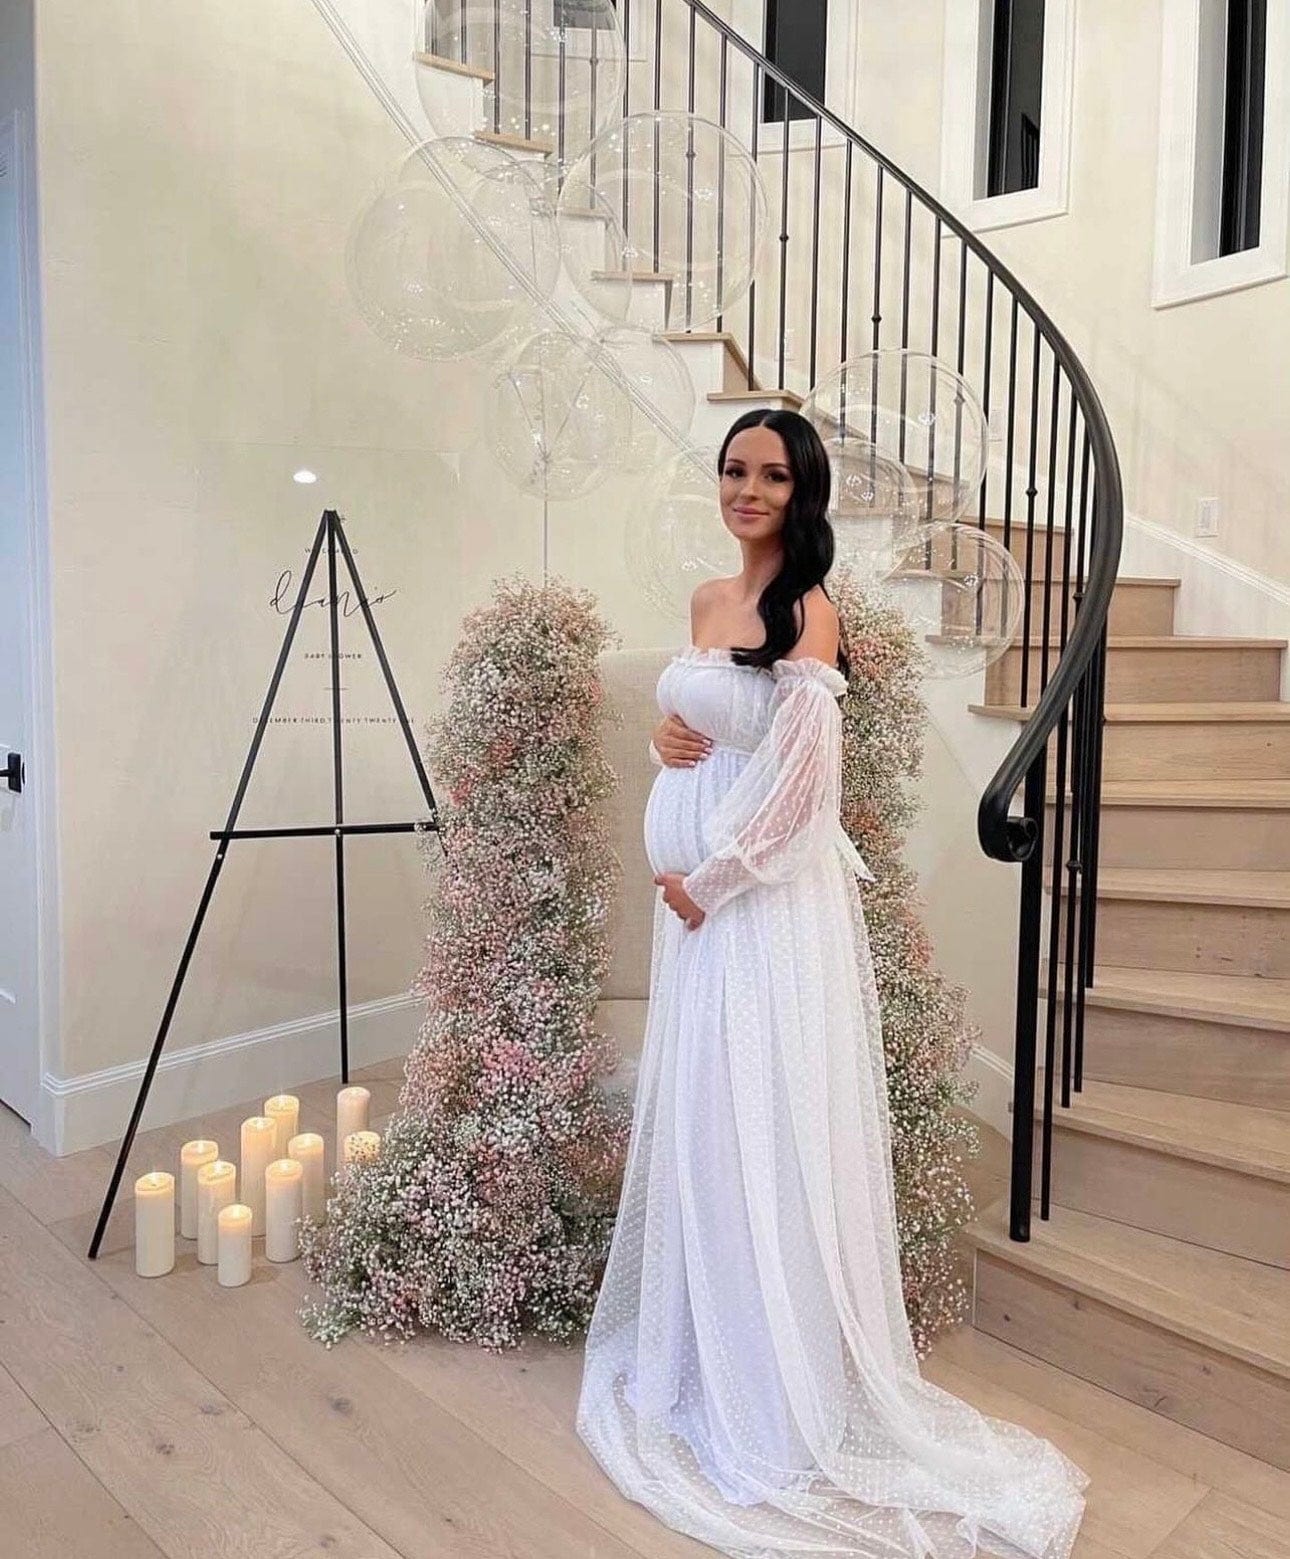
1045, 780, 1290, 809
968, 1198, 1290, 1381
1041, 964, 1290, 1032
1027, 1077, 1290, 1184
1044, 866, 1290, 909
972, 700, 1290, 723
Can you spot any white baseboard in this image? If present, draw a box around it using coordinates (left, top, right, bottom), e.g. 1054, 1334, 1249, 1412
33, 993, 423, 1158
962, 1042, 1014, 1141
1118, 512, 1290, 697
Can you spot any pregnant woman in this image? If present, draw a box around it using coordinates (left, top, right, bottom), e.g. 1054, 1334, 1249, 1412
575, 409, 1089, 1558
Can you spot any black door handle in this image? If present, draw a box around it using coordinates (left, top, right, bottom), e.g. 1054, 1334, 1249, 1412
3, 752, 23, 794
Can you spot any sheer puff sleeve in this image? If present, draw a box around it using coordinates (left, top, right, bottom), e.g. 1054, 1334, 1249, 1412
680, 657, 876, 917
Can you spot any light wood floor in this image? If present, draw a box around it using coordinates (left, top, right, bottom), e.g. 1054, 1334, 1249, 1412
1, 1077, 1287, 1558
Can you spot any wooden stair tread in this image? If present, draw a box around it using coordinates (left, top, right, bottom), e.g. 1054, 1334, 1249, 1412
707, 388, 803, 405
995, 635, 1287, 650
1034, 1076, 1290, 1182
1057, 866, 1290, 907
968, 1198, 1290, 1380
591, 269, 674, 282
1050, 779, 1290, 808
972, 700, 1290, 723
472, 128, 554, 154
1043, 962, 1290, 1030
412, 50, 496, 82
655, 329, 760, 391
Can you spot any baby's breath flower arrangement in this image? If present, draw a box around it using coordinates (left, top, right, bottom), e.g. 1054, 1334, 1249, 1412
299, 570, 976, 1357
835, 574, 981, 1355
299, 576, 631, 1350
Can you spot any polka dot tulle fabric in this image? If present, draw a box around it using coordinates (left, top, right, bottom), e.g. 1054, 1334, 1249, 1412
576, 647, 1088, 1558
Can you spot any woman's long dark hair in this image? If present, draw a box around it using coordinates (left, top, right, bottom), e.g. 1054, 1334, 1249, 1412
716, 409, 849, 679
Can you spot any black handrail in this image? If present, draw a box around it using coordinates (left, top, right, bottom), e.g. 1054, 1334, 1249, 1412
668, 0, 1123, 865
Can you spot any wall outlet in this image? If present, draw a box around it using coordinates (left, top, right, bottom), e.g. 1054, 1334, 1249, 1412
1196, 496, 1220, 538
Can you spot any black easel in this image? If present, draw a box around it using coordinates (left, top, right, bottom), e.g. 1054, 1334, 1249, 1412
87, 509, 440, 1259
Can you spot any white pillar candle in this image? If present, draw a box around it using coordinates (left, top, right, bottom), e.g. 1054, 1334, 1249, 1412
239, 1115, 277, 1236
342, 1129, 381, 1167
263, 1094, 299, 1159
264, 1158, 304, 1262
178, 1140, 219, 1239
134, 1171, 175, 1278
217, 1203, 253, 1287
195, 1159, 237, 1265
336, 1085, 371, 1146
288, 1131, 326, 1224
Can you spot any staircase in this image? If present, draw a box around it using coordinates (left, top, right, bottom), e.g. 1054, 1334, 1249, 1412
341, 0, 1289, 1482
961, 535, 1290, 1468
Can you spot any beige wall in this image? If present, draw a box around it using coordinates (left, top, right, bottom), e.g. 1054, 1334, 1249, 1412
862, 0, 1290, 585
31, 0, 678, 1114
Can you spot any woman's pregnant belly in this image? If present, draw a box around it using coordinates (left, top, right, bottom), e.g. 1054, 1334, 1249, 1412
643, 745, 750, 877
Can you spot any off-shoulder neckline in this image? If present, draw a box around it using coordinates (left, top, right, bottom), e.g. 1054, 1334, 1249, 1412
674, 644, 847, 687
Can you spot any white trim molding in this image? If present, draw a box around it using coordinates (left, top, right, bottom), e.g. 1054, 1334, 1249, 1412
1152, 0, 1290, 308
33, 992, 422, 1157
963, 1042, 1014, 1141
728, 0, 862, 150
939, 0, 1077, 233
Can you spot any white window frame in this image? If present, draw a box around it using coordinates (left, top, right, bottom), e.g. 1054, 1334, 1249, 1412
1152, 0, 1289, 308
729, 0, 862, 152
939, 0, 1077, 232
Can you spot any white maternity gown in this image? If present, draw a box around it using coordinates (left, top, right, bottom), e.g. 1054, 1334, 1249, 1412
575, 645, 1089, 1559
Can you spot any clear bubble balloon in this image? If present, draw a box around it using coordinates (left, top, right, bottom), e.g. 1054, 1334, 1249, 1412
596, 326, 696, 470
559, 112, 768, 332
627, 447, 738, 619
346, 138, 559, 360
419, 0, 625, 166
823, 436, 920, 584
880, 521, 1025, 679
803, 351, 990, 522
556, 184, 634, 328
486, 330, 631, 499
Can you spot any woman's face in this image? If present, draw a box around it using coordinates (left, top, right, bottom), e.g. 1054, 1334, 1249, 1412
719, 426, 794, 543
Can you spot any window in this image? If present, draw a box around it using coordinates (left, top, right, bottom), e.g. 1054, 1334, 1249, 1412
1153, 0, 1286, 307
763, 0, 828, 123
555, 0, 618, 26
1218, 0, 1266, 255
985, 0, 1046, 197
940, 0, 1074, 231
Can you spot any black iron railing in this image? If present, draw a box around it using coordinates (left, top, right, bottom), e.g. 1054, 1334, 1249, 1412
429, 0, 1123, 1242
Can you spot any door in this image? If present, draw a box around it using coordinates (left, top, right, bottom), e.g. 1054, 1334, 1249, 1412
0, 114, 41, 1123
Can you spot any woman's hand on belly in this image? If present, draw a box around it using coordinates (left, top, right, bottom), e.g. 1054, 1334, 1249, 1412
653, 713, 714, 768
653, 871, 706, 931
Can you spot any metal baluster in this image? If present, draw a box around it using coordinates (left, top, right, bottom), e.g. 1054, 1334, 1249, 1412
524, 0, 533, 142
685, 7, 697, 329
978, 269, 994, 529
871, 166, 884, 351
1010, 749, 1047, 1243
1057, 398, 1081, 1110
777, 90, 790, 389
1018, 322, 1042, 709
747, 63, 761, 388
557, 20, 567, 168
1002, 297, 1019, 552
1072, 431, 1095, 1095
840, 141, 853, 363
653, 0, 663, 273
928, 217, 942, 518
809, 115, 823, 388
715, 33, 728, 333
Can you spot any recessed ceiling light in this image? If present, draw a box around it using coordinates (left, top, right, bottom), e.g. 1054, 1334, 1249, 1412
293, 469, 318, 485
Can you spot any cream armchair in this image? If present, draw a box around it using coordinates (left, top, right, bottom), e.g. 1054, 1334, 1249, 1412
594, 648, 675, 1095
